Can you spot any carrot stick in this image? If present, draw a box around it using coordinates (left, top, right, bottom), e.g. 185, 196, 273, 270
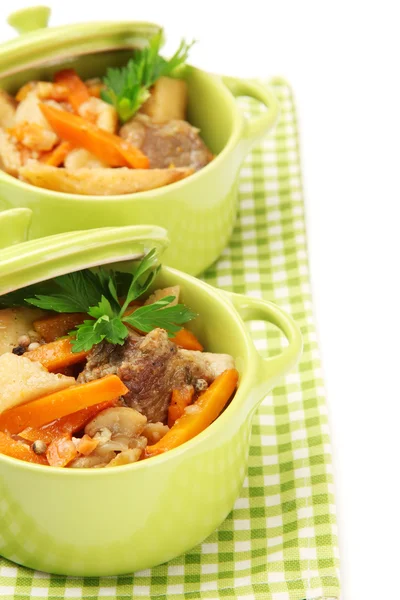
0, 431, 48, 465
168, 385, 194, 428
33, 312, 86, 343
40, 103, 150, 169
40, 141, 72, 167
0, 375, 128, 435
19, 398, 118, 444
171, 329, 203, 351
25, 338, 88, 372
54, 69, 90, 112
146, 369, 239, 457
46, 436, 78, 467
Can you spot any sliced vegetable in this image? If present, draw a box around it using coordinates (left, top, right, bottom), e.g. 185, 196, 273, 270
19, 398, 119, 444
41, 141, 72, 167
25, 337, 88, 371
33, 312, 86, 343
0, 431, 48, 465
141, 76, 188, 122
76, 434, 99, 456
46, 435, 78, 467
20, 164, 192, 195
0, 375, 128, 434
0, 352, 75, 415
39, 103, 149, 169
54, 69, 90, 112
146, 369, 239, 456
168, 384, 194, 428
171, 328, 203, 351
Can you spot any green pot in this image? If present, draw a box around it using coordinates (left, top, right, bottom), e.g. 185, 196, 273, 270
0, 212, 302, 576
0, 7, 279, 275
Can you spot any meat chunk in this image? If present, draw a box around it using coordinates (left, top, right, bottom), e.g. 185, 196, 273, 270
78, 329, 234, 423
119, 115, 213, 171
179, 350, 235, 379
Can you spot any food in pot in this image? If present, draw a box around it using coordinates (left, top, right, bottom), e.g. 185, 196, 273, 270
0, 251, 238, 467
0, 34, 213, 194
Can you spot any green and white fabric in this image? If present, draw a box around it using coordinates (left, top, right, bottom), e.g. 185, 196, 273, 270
0, 79, 340, 600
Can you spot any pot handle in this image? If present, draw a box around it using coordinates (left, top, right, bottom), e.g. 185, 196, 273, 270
222, 76, 279, 147
0, 208, 32, 249
224, 291, 302, 395
7, 6, 51, 35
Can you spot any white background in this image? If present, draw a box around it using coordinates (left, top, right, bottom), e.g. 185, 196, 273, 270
1, 2, 399, 598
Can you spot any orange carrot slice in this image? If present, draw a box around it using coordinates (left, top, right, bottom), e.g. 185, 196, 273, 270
25, 338, 88, 372
76, 434, 99, 456
33, 312, 86, 343
40, 103, 149, 169
146, 369, 239, 457
46, 435, 78, 467
0, 431, 48, 465
171, 329, 203, 351
40, 141, 72, 167
168, 385, 194, 428
19, 398, 118, 444
0, 375, 128, 434
54, 69, 90, 112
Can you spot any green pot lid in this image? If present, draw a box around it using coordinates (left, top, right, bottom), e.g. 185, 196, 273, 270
0, 209, 169, 296
1, 6, 162, 77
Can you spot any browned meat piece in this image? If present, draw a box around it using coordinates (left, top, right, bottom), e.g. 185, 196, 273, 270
78, 329, 234, 423
119, 115, 213, 171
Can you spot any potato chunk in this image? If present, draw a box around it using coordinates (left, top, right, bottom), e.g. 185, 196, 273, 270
0, 353, 75, 414
0, 307, 46, 355
144, 286, 180, 306
141, 77, 188, 122
0, 89, 17, 129
15, 92, 52, 129
0, 129, 21, 176
78, 97, 118, 133
64, 148, 107, 169
19, 165, 194, 195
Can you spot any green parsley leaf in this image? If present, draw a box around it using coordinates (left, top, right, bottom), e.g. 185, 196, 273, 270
119, 248, 160, 315
72, 315, 128, 352
26, 293, 86, 313
88, 296, 116, 320
123, 296, 197, 336
2, 250, 196, 353
102, 33, 195, 123
71, 319, 107, 352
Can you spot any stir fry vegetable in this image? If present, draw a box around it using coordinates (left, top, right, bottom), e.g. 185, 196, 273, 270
0, 252, 238, 468
0, 33, 213, 196
40, 103, 150, 169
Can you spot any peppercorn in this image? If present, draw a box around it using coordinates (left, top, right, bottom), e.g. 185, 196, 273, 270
12, 345, 26, 356
32, 440, 47, 455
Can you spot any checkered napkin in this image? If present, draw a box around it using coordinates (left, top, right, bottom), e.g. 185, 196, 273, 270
0, 79, 340, 600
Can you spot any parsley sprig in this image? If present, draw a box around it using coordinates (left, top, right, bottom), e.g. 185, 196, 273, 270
101, 32, 195, 123
20, 249, 196, 352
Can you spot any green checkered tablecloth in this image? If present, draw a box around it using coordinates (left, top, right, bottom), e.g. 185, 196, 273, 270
0, 79, 340, 600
